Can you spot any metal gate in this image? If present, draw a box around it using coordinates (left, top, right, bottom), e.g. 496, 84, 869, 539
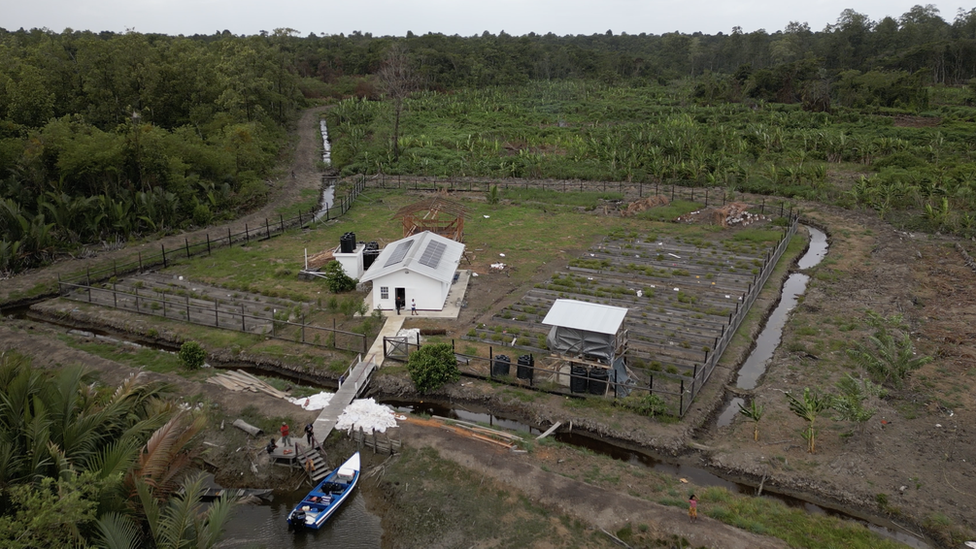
383, 336, 410, 361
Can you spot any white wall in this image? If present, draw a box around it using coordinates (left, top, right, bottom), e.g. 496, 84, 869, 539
333, 244, 364, 279
370, 270, 449, 312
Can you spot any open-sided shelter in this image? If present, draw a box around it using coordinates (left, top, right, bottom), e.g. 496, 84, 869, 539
359, 231, 465, 313
542, 299, 629, 365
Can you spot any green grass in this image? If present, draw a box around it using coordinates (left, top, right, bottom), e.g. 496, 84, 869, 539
698, 487, 906, 549
383, 446, 618, 548
635, 199, 702, 221
59, 335, 189, 377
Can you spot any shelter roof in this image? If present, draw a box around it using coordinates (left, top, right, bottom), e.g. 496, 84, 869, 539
359, 231, 465, 285
541, 299, 628, 335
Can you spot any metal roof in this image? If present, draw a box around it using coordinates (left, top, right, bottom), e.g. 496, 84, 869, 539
541, 299, 628, 334
360, 231, 465, 285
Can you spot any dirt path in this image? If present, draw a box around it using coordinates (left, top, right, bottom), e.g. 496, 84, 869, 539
396, 419, 788, 549
0, 106, 328, 306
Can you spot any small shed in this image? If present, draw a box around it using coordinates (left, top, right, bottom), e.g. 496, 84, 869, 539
541, 299, 629, 365
359, 231, 465, 313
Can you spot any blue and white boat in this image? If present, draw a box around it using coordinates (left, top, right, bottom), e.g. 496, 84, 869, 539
286, 452, 361, 530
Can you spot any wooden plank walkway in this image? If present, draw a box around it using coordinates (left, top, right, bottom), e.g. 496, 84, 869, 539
311, 353, 378, 442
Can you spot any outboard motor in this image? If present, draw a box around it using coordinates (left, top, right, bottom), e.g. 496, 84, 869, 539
288, 509, 306, 530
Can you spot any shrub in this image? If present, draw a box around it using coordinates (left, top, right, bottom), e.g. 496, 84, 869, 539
178, 341, 206, 370
322, 261, 358, 293
406, 343, 460, 394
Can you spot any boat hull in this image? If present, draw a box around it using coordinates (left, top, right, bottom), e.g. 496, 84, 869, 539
287, 452, 361, 531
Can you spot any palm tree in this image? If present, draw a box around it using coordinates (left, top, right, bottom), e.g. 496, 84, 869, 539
96, 474, 236, 549
786, 387, 833, 453
0, 352, 173, 545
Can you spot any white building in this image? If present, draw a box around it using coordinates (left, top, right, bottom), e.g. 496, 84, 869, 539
359, 231, 465, 313
333, 242, 365, 279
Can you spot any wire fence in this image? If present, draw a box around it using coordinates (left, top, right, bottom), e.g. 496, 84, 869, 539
58, 281, 369, 353
382, 215, 799, 417
58, 177, 367, 288
347, 173, 797, 216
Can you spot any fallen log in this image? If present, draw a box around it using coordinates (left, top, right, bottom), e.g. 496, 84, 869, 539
233, 419, 263, 437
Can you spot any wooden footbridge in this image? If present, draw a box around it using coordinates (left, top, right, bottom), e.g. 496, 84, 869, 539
311, 353, 378, 441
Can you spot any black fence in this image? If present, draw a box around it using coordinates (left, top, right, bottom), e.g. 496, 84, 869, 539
59, 177, 367, 288
382, 216, 799, 416
58, 281, 368, 353
383, 337, 685, 415
346, 173, 796, 216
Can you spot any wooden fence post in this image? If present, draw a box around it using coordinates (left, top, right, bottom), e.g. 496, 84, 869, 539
161, 245, 167, 268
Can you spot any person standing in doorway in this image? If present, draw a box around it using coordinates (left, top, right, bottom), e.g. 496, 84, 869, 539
411, 298, 417, 315
688, 494, 698, 522
280, 422, 291, 448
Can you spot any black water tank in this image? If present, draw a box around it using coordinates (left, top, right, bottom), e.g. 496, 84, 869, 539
517, 354, 534, 381
492, 355, 511, 377
570, 364, 588, 393
339, 232, 356, 254
363, 241, 380, 270
588, 367, 609, 395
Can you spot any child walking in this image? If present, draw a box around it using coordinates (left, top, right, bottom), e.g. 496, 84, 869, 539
688, 494, 698, 522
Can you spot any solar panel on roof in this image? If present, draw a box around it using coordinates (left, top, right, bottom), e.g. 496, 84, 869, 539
384, 240, 414, 267
418, 240, 447, 269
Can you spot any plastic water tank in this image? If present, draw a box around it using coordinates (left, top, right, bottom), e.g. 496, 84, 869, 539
339, 232, 356, 254
516, 354, 534, 381
588, 367, 609, 395
492, 355, 511, 377
362, 241, 380, 270
570, 364, 588, 393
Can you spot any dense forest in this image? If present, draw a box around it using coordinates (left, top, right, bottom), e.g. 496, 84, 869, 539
3, 4, 976, 272
0, 29, 307, 272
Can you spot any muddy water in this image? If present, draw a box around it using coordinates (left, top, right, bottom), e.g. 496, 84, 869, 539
220, 489, 381, 549
312, 184, 336, 223
716, 226, 827, 428
320, 119, 331, 164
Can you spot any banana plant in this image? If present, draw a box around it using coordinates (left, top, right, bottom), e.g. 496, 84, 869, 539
786, 387, 832, 453
737, 399, 765, 442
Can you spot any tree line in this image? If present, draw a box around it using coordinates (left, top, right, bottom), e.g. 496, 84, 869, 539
286, 5, 976, 89
0, 28, 306, 272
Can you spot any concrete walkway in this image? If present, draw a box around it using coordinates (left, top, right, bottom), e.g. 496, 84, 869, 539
312, 269, 472, 442
363, 315, 405, 368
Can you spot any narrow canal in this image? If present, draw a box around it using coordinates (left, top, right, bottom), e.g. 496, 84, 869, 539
716, 225, 828, 427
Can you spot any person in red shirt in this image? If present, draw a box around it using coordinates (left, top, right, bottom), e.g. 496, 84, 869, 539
280, 422, 291, 447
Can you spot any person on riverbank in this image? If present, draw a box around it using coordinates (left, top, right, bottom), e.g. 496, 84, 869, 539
304, 422, 315, 446
688, 494, 698, 522
280, 422, 291, 447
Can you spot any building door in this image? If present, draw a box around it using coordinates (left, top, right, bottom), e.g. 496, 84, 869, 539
395, 288, 406, 312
